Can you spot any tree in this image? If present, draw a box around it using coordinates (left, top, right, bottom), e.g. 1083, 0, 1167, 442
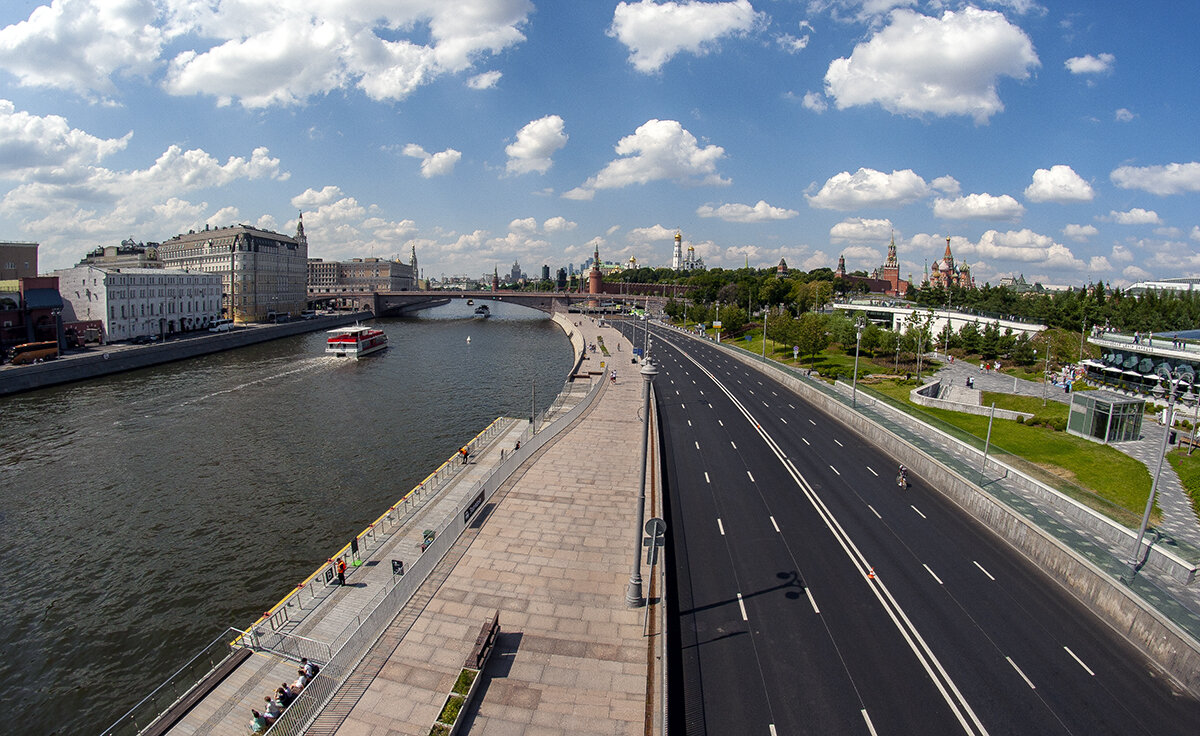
795, 312, 829, 368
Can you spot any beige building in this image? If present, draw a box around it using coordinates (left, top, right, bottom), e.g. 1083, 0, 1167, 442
159, 221, 308, 322
1, 242, 38, 280
307, 256, 416, 295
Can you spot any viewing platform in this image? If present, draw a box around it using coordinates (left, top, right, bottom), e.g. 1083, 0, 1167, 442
112, 314, 662, 736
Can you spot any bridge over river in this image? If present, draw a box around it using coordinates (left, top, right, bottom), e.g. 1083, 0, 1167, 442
311, 289, 669, 317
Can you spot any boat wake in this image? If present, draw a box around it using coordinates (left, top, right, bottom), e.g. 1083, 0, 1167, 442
179, 358, 333, 406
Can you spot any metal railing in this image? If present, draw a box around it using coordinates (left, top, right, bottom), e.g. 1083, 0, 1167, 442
262, 373, 605, 736
100, 627, 243, 736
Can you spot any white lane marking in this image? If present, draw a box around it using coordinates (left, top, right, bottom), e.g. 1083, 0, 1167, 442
924, 564, 944, 585
694, 441, 700, 450
676, 390, 680, 396
772, 390, 777, 396
834, 439, 843, 447
747, 470, 755, 482
1064, 647, 1095, 676
717, 518, 725, 535
700, 390, 705, 395
731, 441, 738, 450
868, 504, 881, 519
807, 588, 820, 614
973, 561, 995, 581
808, 419, 816, 426
862, 709, 879, 736
705, 472, 710, 484
737, 593, 748, 621
770, 515, 779, 532
708, 403, 713, 409
867, 466, 878, 477
757, 381, 763, 385
1007, 657, 1036, 689
763, 401, 769, 407
830, 465, 840, 476
802, 437, 810, 446
769, 726, 777, 736
681, 403, 685, 409
789, 404, 795, 409
780, 418, 788, 424
911, 505, 927, 519
718, 419, 724, 426
687, 419, 692, 426
749, 389, 755, 395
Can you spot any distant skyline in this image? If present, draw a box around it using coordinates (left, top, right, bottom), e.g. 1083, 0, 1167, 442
1, 1, 1198, 287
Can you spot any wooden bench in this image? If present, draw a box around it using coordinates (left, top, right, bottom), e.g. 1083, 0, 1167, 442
464, 611, 501, 670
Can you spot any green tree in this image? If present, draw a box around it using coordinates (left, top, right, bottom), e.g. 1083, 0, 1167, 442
796, 312, 829, 368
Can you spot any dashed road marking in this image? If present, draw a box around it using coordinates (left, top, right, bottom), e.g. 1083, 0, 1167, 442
830, 465, 840, 476
737, 593, 748, 621
807, 588, 820, 614
717, 518, 725, 535
973, 561, 995, 581
1064, 647, 1095, 676
911, 505, 926, 519
924, 564, 943, 585
770, 515, 779, 532
1008, 657, 1036, 689
868, 504, 881, 519
867, 466, 878, 476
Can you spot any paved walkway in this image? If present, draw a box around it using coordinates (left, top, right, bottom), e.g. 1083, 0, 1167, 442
165, 315, 660, 736
325, 316, 659, 736
931, 355, 1200, 551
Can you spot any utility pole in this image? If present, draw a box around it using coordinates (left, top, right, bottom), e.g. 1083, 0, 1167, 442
626, 359, 658, 606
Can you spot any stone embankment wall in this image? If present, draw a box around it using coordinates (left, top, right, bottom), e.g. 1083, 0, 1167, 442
909, 379, 1034, 421
0, 312, 369, 396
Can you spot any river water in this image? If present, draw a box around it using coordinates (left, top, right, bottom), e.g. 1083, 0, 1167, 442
0, 301, 572, 736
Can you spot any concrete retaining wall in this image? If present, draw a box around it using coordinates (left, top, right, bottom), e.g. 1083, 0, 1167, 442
551, 312, 587, 378
909, 379, 1034, 421
666, 327, 1200, 697
0, 312, 370, 396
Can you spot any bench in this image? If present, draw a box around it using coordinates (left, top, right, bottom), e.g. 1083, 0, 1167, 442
464, 610, 501, 670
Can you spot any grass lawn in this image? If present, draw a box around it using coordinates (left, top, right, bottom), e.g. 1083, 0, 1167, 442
1168, 449, 1200, 521
980, 391, 1070, 424
864, 378, 1154, 527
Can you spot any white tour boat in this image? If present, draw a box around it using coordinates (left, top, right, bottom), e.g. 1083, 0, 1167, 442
326, 325, 388, 358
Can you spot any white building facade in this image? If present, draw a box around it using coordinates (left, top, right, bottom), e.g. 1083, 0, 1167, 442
56, 266, 223, 341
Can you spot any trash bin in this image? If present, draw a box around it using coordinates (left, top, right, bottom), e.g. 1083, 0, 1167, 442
1169, 430, 1177, 445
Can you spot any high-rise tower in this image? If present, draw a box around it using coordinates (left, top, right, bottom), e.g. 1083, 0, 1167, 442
672, 231, 683, 270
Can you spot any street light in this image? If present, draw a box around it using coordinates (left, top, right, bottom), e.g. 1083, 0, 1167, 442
761, 307, 769, 360
1127, 369, 1194, 579
851, 317, 865, 409
626, 358, 659, 607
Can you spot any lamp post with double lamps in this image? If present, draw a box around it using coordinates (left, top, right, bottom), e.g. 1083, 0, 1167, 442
851, 317, 865, 408
1128, 368, 1195, 579
626, 358, 659, 606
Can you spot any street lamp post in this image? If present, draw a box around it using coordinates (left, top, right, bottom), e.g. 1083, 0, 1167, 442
1042, 347, 1051, 407
851, 318, 864, 409
627, 358, 659, 607
1128, 370, 1194, 579
761, 307, 768, 360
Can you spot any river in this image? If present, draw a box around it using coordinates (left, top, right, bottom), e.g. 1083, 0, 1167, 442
0, 301, 572, 736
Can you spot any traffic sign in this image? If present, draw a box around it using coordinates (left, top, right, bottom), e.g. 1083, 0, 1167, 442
643, 517, 666, 565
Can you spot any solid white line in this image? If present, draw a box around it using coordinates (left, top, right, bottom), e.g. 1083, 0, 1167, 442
802, 437, 810, 445
747, 470, 755, 482
807, 588, 820, 613
705, 472, 710, 484
1064, 647, 1095, 676
717, 518, 725, 535
770, 515, 779, 532
867, 466, 878, 476
862, 709, 879, 736
973, 561, 995, 581
868, 504, 881, 519
737, 593, 748, 621
1008, 657, 1036, 689
830, 465, 840, 476
834, 439, 844, 447
911, 505, 927, 519
924, 564, 944, 585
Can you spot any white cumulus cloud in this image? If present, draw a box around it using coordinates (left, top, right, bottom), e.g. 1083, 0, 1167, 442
696, 200, 798, 223
807, 168, 929, 210
823, 7, 1038, 124
1063, 223, 1097, 242
1024, 165, 1094, 203
0, 1, 535, 107
1108, 208, 1160, 225
403, 144, 462, 178
564, 119, 728, 200
959, 229, 1085, 269
467, 71, 502, 89
505, 115, 568, 175
1065, 53, 1114, 75
0, 99, 131, 177
933, 193, 1024, 221
608, 0, 764, 73
829, 217, 894, 244
1110, 162, 1200, 196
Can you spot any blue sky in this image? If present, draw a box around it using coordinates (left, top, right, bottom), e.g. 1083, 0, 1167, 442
1, 0, 1198, 288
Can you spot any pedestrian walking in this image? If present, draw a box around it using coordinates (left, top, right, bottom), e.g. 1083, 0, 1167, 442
336, 558, 347, 585
460, 445, 469, 465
